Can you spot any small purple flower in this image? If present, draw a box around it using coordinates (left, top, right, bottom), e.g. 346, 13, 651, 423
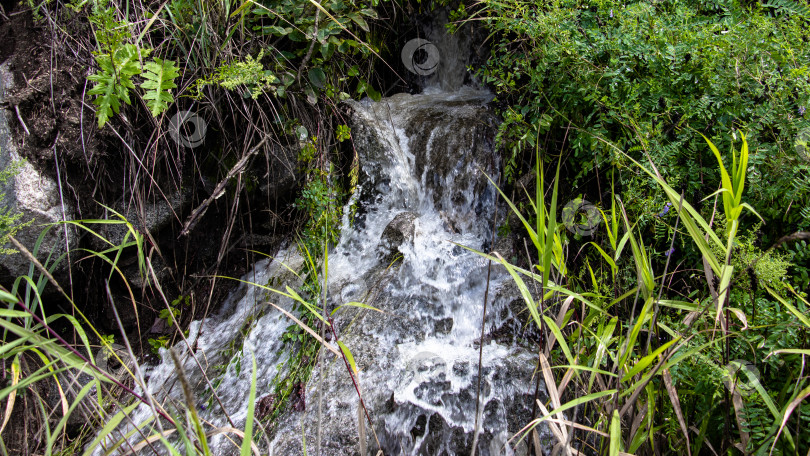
800, 106, 806, 116
610, 9, 614, 18
655, 202, 672, 217
665, 247, 676, 257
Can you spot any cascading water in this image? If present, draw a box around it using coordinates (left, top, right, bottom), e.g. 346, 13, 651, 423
95, 14, 547, 456
268, 88, 543, 455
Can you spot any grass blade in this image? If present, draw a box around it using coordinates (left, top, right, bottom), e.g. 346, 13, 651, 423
240, 355, 257, 456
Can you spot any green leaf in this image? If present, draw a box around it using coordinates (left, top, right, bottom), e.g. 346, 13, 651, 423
543, 315, 575, 366
621, 337, 681, 382
81, 402, 141, 456
308, 67, 327, 89
0, 289, 18, 304
619, 296, 654, 368
241, 355, 257, 456
358, 8, 378, 18
348, 13, 369, 32
495, 252, 542, 329
262, 25, 290, 36
765, 285, 810, 329
330, 301, 382, 316
365, 83, 381, 102
609, 410, 621, 456
338, 341, 358, 375
532, 389, 617, 428
140, 58, 179, 117
87, 44, 142, 128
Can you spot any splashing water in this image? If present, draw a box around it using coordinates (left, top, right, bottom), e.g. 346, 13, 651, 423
268, 88, 543, 455
93, 45, 546, 456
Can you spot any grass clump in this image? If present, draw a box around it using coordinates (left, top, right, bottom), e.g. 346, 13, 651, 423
474, 133, 810, 454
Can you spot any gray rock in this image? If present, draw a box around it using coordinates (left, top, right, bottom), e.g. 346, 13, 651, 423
378, 211, 417, 263
96, 188, 190, 249
84, 187, 190, 290
258, 144, 300, 203
0, 62, 76, 284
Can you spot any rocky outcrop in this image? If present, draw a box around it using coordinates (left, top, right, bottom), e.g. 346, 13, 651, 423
0, 62, 76, 284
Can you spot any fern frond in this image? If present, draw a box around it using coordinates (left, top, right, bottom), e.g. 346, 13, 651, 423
763, 0, 810, 18
87, 44, 142, 128
140, 58, 179, 117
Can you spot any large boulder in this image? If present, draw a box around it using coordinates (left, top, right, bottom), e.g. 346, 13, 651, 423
0, 62, 76, 284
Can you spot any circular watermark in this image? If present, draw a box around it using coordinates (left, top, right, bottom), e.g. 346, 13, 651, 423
405, 351, 446, 383
401, 39, 440, 76
795, 127, 810, 162
562, 198, 601, 237
722, 359, 761, 398
169, 110, 207, 148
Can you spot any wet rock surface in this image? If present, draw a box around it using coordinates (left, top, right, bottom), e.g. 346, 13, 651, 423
378, 211, 417, 263
100, 88, 546, 456
269, 89, 545, 455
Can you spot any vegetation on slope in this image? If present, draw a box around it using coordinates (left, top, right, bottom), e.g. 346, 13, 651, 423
0, 0, 808, 453
464, 0, 810, 453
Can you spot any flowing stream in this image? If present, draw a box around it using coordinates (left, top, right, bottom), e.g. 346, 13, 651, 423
96, 17, 546, 456
269, 87, 540, 455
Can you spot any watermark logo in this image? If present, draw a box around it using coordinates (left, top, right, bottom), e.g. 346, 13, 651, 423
562, 198, 601, 236
722, 359, 761, 397
169, 110, 207, 148
340, 279, 368, 304
405, 351, 446, 383
401, 39, 440, 76
796, 127, 810, 162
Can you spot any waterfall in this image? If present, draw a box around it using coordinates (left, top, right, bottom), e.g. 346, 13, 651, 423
92, 16, 546, 456
268, 88, 539, 455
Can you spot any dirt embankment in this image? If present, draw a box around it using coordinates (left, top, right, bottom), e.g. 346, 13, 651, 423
0, 1, 298, 360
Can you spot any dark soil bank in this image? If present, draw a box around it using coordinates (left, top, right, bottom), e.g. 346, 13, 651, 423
0, 5, 301, 450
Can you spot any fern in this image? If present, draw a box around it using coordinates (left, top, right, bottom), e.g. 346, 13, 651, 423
87, 44, 142, 128
763, 0, 810, 19
140, 58, 179, 117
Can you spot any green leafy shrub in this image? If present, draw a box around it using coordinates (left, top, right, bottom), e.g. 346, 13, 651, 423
294, 170, 344, 255
86, 0, 180, 127
478, 133, 810, 454
475, 0, 810, 239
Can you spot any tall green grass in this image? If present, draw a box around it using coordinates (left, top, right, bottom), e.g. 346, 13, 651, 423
0, 219, 267, 455
476, 133, 809, 454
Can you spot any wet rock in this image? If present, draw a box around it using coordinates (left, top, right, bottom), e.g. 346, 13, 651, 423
348, 88, 499, 237
268, 90, 545, 456
0, 62, 76, 284
378, 211, 417, 263
257, 145, 300, 203
94, 188, 191, 250
403, 100, 498, 233
89, 247, 309, 456
269, 322, 538, 456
